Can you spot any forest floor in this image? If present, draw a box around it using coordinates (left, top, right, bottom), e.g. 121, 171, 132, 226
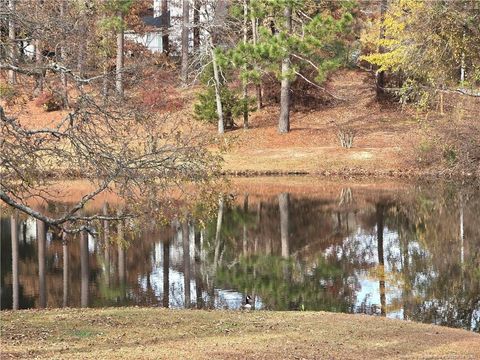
221, 69, 423, 176
2, 308, 480, 359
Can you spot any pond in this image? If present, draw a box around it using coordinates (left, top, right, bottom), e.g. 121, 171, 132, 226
1, 178, 479, 332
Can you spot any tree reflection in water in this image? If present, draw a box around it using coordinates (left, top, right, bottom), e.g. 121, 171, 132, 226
1, 182, 479, 331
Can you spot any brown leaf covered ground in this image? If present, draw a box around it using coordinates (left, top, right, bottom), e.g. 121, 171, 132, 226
222, 70, 420, 174
1, 308, 479, 359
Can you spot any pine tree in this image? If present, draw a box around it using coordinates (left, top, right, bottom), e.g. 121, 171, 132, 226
230, 0, 355, 133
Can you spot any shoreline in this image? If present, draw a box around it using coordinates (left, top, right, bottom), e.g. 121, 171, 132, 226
41, 167, 479, 181
221, 168, 478, 180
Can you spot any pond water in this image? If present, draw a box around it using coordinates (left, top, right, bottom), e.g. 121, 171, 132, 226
1, 179, 479, 332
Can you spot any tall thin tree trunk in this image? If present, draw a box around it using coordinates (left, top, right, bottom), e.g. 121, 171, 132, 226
183, 221, 191, 308
213, 197, 224, 269
210, 0, 228, 132
401, 233, 410, 320
60, 0, 68, 106
279, 193, 290, 257
278, 6, 292, 134
8, 0, 16, 85
162, 240, 170, 307
117, 221, 126, 301
251, 17, 262, 110
37, 219, 47, 308
11, 212, 19, 310
162, 0, 169, 54
116, 12, 124, 98
103, 203, 110, 287
242, 0, 249, 128
194, 227, 203, 308
376, 0, 388, 97
77, 11, 86, 77
34, 38, 43, 95
211, 45, 224, 134
62, 233, 69, 307
376, 204, 386, 317
101, 11, 109, 100
80, 230, 89, 308
181, 0, 189, 85
193, 0, 200, 51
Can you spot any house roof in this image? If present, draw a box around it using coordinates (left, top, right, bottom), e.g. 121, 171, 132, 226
142, 11, 170, 28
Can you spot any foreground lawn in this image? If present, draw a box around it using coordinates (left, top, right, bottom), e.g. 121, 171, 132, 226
1, 308, 479, 359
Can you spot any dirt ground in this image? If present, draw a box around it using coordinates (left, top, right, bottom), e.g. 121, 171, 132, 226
1, 308, 479, 359
221, 70, 420, 174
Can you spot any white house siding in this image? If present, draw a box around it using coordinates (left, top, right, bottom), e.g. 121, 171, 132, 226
125, 31, 163, 53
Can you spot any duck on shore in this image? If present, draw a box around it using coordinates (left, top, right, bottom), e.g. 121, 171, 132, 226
241, 295, 253, 310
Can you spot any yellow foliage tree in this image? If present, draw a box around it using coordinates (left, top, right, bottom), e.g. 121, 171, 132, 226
361, 0, 480, 106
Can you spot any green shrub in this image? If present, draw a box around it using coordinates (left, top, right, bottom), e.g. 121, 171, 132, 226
194, 87, 254, 129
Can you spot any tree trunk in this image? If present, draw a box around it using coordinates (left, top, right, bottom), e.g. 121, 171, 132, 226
103, 203, 110, 287
251, 17, 262, 110
11, 213, 19, 310
117, 221, 126, 301
213, 197, 224, 270
101, 11, 109, 101
376, 0, 388, 97
8, 0, 16, 85
60, 0, 68, 106
193, 0, 200, 51
162, 0, 169, 54
242, 0, 249, 129
162, 240, 170, 307
279, 193, 290, 257
80, 230, 89, 308
183, 221, 191, 308
194, 227, 203, 308
401, 233, 410, 320
376, 203, 386, 317
278, 6, 292, 134
62, 233, 69, 307
211, 46, 224, 134
181, 0, 189, 85
34, 38, 43, 96
37, 219, 47, 308
210, 0, 228, 133
116, 11, 124, 98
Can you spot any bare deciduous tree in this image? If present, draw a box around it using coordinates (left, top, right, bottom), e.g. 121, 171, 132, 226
0, 3, 222, 235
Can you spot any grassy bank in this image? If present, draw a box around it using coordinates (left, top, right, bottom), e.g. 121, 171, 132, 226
1, 308, 479, 359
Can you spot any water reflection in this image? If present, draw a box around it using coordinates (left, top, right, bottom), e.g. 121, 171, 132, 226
1, 182, 479, 332
37, 220, 47, 309
11, 212, 19, 310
